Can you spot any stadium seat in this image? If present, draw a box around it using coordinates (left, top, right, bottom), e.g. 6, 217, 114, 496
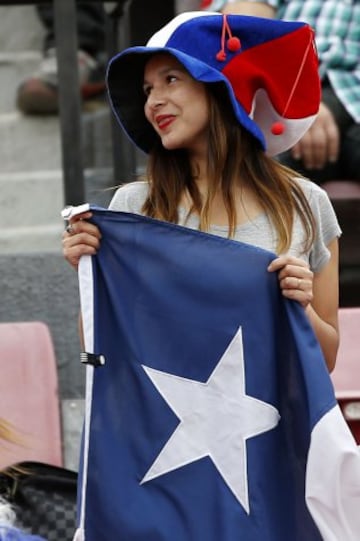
331, 307, 360, 443
321, 180, 360, 307
0, 321, 63, 469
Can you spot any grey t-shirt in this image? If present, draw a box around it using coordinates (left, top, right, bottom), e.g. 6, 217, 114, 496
109, 178, 341, 273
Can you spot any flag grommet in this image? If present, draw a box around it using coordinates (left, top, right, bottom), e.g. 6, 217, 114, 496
80, 352, 106, 367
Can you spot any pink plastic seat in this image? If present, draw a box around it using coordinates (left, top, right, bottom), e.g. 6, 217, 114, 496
321, 180, 360, 201
321, 180, 360, 307
0, 321, 63, 469
331, 307, 360, 443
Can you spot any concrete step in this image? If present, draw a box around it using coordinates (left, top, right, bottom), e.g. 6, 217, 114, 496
0, 168, 114, 226
0, 223, 63, 254
0, 112, 62, 172
0, 6, 43, 53
0, 167, 115, 254
0, 104, 113, 172
0, 170, 63, 228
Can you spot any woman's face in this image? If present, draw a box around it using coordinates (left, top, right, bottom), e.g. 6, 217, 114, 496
143, 54, 210, 154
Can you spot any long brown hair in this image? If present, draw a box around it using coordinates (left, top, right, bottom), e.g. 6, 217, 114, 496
142, 83, 315, 254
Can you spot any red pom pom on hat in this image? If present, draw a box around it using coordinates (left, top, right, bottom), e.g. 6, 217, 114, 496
216, 14, 241, 61
271, 122, 285, 136
227, 36, 241, 52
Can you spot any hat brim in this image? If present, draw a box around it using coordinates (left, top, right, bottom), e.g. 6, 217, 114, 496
106, 46, 266, 155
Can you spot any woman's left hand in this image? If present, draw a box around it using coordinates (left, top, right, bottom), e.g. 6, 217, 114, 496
267, 255, 314, 308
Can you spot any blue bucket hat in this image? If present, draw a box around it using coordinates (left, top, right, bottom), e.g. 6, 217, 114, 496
106, 11, 320, 156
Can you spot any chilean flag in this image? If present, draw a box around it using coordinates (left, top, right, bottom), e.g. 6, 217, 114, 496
71, 207, 360, 541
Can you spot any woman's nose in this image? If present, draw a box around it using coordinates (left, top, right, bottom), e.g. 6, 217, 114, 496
147, 87, 166, 108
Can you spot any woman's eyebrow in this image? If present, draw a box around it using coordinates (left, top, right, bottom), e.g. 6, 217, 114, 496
143, 66, 185, 84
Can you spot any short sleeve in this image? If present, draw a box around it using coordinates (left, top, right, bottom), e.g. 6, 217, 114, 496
308, 185, 342, 272
108, 181, 149, 214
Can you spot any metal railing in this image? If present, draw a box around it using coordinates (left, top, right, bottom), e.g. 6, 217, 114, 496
51, 0, 136, 205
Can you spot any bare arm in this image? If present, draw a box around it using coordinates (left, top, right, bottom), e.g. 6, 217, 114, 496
305, 238, 339, 372
268, 238, 340, 373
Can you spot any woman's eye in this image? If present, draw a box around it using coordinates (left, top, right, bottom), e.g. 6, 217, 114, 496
143, 85, 152, 97
167, 74, 178, 84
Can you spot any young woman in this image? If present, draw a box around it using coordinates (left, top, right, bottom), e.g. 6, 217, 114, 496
63, 11, 341, 374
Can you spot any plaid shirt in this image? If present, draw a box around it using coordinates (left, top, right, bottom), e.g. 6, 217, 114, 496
202, 0, 360, 121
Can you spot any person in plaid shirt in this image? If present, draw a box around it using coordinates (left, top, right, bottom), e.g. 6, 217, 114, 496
202, 0, 360, 184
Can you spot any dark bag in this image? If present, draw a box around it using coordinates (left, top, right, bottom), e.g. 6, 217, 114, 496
0, 461, 77, 541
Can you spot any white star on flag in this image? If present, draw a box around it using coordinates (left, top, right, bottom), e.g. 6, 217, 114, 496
141, 327, 280, 513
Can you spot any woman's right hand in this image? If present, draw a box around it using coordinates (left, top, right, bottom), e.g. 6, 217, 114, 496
62, 211, 102, 270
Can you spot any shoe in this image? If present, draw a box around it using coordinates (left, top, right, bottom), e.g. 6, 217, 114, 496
16, 48, 106, 115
